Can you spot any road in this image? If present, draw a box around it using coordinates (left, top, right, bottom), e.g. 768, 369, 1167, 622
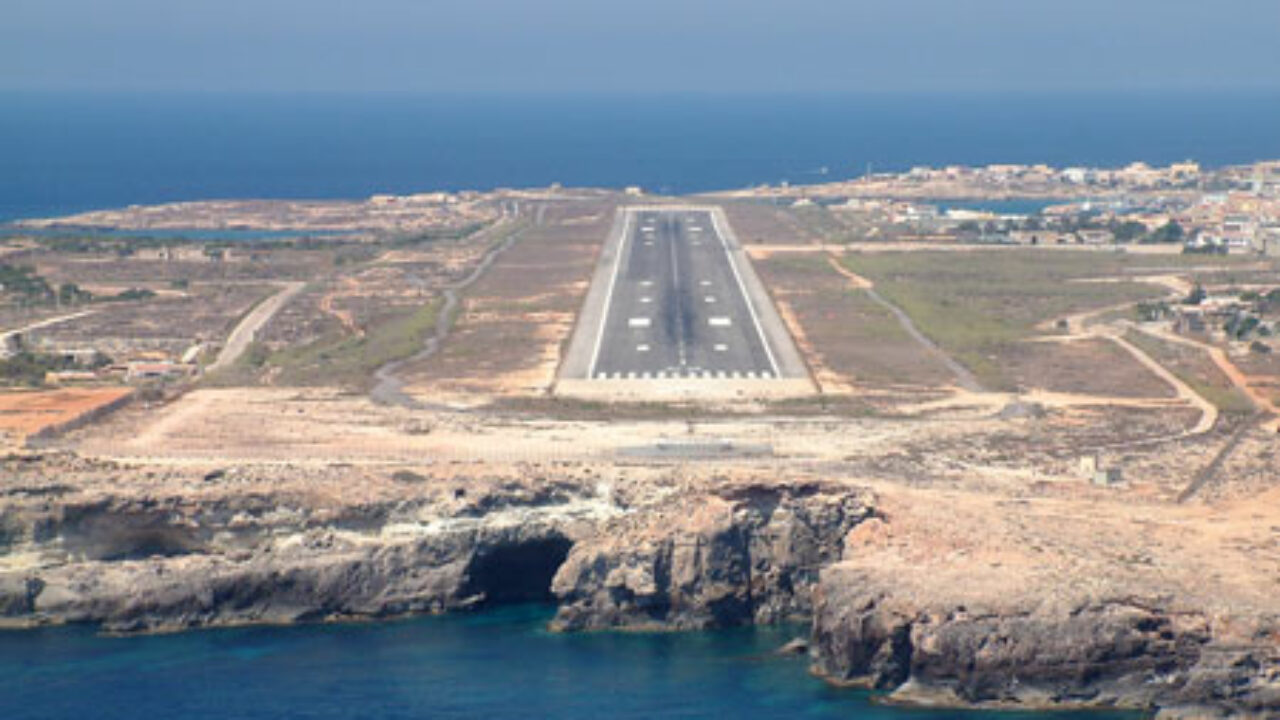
588, 209, 779, 380
0, 309, 98, 348
207, 282, 305, 374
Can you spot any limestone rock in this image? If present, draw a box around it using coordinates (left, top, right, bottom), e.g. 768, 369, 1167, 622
550, 481, 875, 630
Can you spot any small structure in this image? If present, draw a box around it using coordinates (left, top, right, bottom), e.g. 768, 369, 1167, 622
1080, 455, 1122, 487
0, 331, 23, 358
125, 361, 192, 383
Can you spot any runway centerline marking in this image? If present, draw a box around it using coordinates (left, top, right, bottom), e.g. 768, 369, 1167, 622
669, 228, 688, 368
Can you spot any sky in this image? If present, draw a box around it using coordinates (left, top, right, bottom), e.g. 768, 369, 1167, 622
3, 0, 1279, 94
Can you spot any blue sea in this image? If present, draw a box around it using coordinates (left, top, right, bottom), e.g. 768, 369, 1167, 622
3, 90, 1280, 222
0, 606, 1139, 720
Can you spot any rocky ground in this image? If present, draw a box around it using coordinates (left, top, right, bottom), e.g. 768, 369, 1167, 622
1, 391, 1278, 718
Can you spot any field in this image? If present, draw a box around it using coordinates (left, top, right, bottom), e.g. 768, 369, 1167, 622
1125, 329, 1257, 415
400, 202, 615, 404
755, 253, 953, 389
0, 387, 133, 446
842, 250, 1207, 390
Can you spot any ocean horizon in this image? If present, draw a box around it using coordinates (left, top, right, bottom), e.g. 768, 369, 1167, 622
3, 89, 1280, 222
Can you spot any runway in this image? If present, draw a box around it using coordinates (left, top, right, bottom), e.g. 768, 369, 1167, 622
586, 208, 779, 380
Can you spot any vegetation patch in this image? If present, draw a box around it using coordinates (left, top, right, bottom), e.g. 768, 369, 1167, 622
252, 299, 443, 388
841, 251, 1168, 390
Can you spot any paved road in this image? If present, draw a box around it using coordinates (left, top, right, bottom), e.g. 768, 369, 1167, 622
588, 209, 779, 380
207, 282, 305, 374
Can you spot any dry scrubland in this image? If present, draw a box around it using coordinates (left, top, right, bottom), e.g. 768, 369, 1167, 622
3, 195, 1280, 717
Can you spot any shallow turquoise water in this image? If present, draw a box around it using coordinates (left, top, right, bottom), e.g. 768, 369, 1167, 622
0, 606, 1140, 719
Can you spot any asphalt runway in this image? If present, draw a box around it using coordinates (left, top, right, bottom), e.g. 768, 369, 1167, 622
588, 209, 779, 379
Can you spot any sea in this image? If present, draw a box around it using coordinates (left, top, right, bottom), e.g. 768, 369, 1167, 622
1, 90, 1258, 717
3, 90, 1280, 222
0, 605, 1139, 720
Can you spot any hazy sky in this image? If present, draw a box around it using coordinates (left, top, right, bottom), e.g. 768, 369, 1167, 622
4, 0, 1279, 93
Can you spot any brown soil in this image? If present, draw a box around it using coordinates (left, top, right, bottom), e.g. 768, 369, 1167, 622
0, 387, 133, 444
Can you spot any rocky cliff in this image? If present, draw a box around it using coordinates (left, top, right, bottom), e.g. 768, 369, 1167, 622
807, 512, 1280, 719
0, 463, 604, 632
3, 455, 1279, 717
551, 480, 875, 630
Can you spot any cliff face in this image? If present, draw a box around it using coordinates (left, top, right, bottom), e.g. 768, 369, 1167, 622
809, 560, 1280, 718
4, 457, 1280, 717
550, 481, 875, 631
0, 471, 603, 633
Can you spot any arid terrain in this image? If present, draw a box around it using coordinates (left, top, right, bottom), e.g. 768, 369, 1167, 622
2, 175, 1280, 718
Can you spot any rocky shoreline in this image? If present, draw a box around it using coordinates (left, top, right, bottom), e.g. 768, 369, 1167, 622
1, 457, 1277, 718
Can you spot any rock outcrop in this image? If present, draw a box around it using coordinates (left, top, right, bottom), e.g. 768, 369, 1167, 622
810, 565, 1280, 718
0, 469, 602, 633
550, 480, 875, 630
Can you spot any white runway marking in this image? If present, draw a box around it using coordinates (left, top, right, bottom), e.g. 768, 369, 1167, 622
710, 209, 781, 378
586, 209, 633, 379
669, 233, 688, 368
637, 344, 650, 352
628, 317, 651, 328
705, 295, 716, 303
714, 343, 728, 352
708, 317, 732, 327
700, 280, 712, 287
640, 280, 654, 287
640, 296, 652, 303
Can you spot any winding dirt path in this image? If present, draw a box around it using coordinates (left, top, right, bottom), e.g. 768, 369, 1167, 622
318, 277, 362, 337
370, 221, 528, 408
